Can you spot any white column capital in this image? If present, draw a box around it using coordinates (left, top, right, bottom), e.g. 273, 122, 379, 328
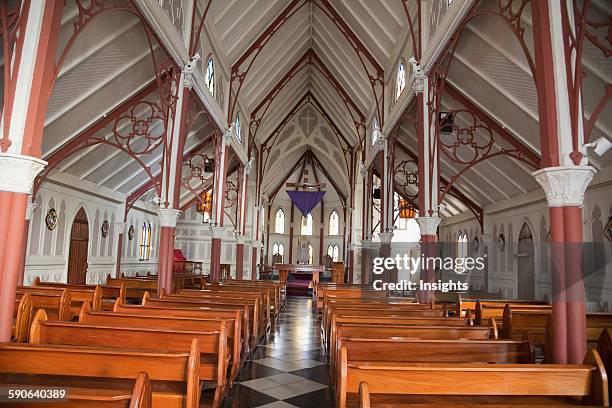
0, 153, 47, 194
236, 235, 246, 245
378, 232, 394, 244
224, 124, 235, 144
532, 165, 596, 207
25, 202, 38, 221
416, 216, 442, 236
409, 58, 426, 94
156, 208, 182, 227
251, 240, 262, 248
361, 239, 373, 249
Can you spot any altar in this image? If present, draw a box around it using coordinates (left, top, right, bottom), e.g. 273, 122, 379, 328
274, 264, 323, 284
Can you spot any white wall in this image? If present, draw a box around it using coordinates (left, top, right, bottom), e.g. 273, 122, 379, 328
25, 174, 159, 285
438, 168, 612, 312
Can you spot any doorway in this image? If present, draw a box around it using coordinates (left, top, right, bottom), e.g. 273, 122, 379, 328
67, 208, 89, 284
517, 222, 535, 299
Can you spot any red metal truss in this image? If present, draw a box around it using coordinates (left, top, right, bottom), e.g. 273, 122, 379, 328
314, 0, 385, 128
124, 132, 214, 219
259, 92, 352, 175
310, 150, 347, 203
33, 75, 163, 198
560, 0, 611, 160
268, 150, 311, 201
180, 178, 213, 212
189, 0, 214, 55
248, 51, 312, 144
395, 140, 484, 231
228, 0, 310, 122
445, 83, 541, 167
249, 49, 365, 150
401, 0, 422, 61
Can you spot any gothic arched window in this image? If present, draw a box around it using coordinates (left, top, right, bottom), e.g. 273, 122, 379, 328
371, 117, 379, 146
139, 222, 152, 261
395, 60, 406, 101
327, 244, 339, 262
235, 114, 241, 142
301, 213, 313, 236
275, 208, 285, 234
457, 231, 468, 259
329, 210, 339, 235
205, 57, 215, 96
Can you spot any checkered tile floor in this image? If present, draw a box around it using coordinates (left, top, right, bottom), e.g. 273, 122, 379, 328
221, 297, 333, 408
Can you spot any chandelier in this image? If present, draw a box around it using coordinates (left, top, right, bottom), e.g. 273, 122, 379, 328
197, 191, 212, 216
399, 198, 416, 219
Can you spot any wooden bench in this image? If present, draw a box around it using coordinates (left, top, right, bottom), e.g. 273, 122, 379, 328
0, 341, 200, 408
19, 284, 102, 315
331, 323, 494, 368
30, 310, 227, 408
587, 313, 612, 345
143, 294, 258, 349
13, 290, 71, 342
0, 370, 152, 407
34, 278, 126, 311
79, 302, 242, 383
113, 301, 250, 355
474, 299, 551, 325
340, 347, 609, 407
599, 329, 612, 401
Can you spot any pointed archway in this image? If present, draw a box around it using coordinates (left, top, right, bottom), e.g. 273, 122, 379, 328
67, 208, 89, 284
517, 222, 535, 300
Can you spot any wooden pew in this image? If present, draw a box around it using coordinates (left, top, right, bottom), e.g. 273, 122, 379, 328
340, 347, 609, 408
13, 290, 71, 342
169, 290, 268, 337
331, 323, 494, 368
143, 294, 259, 349
34, 278, 126, 311
599, 329, 612, 401
113, 301, 250, 355
0, 370, 152, 407
587, 312, 612, 345
19, 284, 102, 315
323, 303, 445, 347
474, 299, 551, 325
79, 303, 242, 383
502, 305, 551, 360
107, 276, 158, 300
0, 341, 200, 408
30, 310, 227, 408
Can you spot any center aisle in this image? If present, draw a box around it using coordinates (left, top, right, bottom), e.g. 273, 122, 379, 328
221, 296, 334, 408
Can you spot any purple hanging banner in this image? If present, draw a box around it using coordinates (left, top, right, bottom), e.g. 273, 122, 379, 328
286, 190, 325, 216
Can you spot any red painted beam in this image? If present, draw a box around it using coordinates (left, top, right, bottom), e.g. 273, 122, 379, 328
310, 150, 347, 203
269, 150, 310, 201
445, 83, 541, 167
34, 76, 161, 197
229, 0, 309, 122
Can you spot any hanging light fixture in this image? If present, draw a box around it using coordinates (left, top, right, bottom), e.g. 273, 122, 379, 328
399, 198, 416, 219
197, 191, 212, 216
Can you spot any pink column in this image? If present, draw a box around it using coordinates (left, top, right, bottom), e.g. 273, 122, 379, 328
210, 235, 222, 283
251, 245, 258, 280
156, 209, 182, 294
236, 240, 244, 280
0, 192, 29, 341
416, 217, 441, 304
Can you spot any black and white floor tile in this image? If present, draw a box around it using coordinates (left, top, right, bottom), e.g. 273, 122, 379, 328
221, 297, 334, 408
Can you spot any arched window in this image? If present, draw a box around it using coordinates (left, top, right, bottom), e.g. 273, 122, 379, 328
395, 60, 406, 101
327, 244, 340, 262
273, 243, 284, 259
301, 213, 313, 236
235, 114, 241, 142
371, 117, 379, 146
139, 222, 152, 261
275, 208, 285, 234
457, 231, 468, 259
308, 244, 313, 264
329, 210, 339, 235
205, 57, 215, 96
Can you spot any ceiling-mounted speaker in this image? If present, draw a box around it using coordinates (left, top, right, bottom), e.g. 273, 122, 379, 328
439, 112, 454, 134
373, 187, 381, 200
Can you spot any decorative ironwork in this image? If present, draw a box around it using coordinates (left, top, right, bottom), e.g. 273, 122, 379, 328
394, 158, 419, 202
113, 102, 165, 155
438, 109, 494, 165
